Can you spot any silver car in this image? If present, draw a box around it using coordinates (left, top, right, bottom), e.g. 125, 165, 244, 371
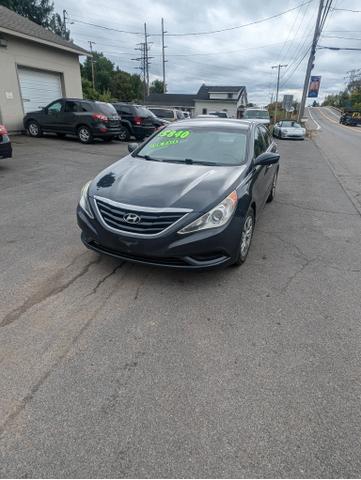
273, 120, 306, 140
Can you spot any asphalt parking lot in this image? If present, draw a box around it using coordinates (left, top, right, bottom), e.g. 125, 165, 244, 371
1, 131, 361, 477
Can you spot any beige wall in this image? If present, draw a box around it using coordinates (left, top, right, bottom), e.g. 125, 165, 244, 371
0, 33, 83, 131
194, 101, 238, 117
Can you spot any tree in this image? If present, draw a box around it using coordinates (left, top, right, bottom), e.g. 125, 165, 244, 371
150, 79, 165, 94
110, 70, 135, 102
0, 0, 70, 38
81, 52, 114, 93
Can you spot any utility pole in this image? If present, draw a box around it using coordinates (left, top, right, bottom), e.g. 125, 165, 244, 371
62, 9, 68, 37
88, 41, 96, 89
144, 23, 150, 96
132, 42, 147, 102
161, 18, 167, 93
298, 0, 324, 122
271, 64, 287, 123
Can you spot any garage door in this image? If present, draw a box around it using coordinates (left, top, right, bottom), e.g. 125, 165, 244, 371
18, 67, 62, 113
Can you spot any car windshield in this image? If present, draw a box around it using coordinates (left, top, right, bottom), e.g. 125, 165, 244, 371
95, 102, 117, 115
136, 126, 248, 166
244, 110, 270, 119
282, 121, 301, 128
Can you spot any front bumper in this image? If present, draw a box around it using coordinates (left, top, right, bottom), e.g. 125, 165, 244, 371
281, 131, 305, 139
92, 124, 122, 138
77, 204, 241, 270
0, 141, 12, 158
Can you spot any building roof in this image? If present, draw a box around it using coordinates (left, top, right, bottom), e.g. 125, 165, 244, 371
196, 84, 246, 100
0, 6, 88, 55
145, 93, 196, 107
146, 85, 246, 108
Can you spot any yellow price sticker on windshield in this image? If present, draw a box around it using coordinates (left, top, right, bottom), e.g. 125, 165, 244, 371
159, 129, 191, 139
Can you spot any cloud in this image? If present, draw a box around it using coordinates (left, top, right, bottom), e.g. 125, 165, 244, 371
54, 0, 361, 104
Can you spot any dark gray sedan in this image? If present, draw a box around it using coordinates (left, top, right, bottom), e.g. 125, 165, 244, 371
77, 118, 280, 269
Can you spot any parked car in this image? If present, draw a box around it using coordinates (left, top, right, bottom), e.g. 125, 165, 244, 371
209, 111, 228, 118
77, 118, 280, 270
147, 107, 185, 122
112, 103, 156, 141
273, 120, 306, 139
147, 109, 170, 128
24, 98, 121, 144
242, 108, 270, 126
0, 124, 12, 158
339, 109, 361, 126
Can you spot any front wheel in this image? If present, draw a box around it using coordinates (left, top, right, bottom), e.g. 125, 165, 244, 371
233, 209, 255, 266
77, 125, 93, 144
27, 121, 42, 138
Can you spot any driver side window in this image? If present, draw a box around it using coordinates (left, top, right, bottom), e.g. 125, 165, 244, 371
254, 127, 266, 157
48, 101, 62, 114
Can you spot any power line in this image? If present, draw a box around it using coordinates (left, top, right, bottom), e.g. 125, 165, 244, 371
68, 1, 312, 38
332, 8, 361, 13
165, 0, 313, 36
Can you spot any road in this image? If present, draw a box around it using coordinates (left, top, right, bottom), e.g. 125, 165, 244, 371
0, 123, 360, 478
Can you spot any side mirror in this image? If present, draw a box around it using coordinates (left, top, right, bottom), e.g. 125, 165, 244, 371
128, 143, 139, 153
255, 152, 280, 166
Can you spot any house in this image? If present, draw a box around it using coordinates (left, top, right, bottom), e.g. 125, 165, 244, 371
145, 84, 247, 118
0, 6, 88, 132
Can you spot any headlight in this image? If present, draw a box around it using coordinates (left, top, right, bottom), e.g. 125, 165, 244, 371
178, 191, 237, 234
79, 180, 93, 218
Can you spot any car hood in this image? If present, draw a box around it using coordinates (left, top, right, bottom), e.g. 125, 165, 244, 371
281, 127, 305, 132
25, 109, 42, 116
89, 154, 247, 212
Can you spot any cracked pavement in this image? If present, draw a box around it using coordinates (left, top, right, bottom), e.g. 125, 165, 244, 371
0, 124, 361, 477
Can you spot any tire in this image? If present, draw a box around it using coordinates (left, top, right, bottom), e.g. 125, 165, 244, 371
118, 127, 130, 142
267, 170, 278, 203
233, 208, 255, 266
27, 120, 42, 138
77, 125, 93, 144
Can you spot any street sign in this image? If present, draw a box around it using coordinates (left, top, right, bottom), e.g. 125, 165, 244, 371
282, 94, 293, 111
308, 76, 321, 98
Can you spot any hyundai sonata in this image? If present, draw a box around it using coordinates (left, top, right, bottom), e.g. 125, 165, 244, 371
77, 118, 279, 269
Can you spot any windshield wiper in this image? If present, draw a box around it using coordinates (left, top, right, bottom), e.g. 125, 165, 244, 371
183, 158, 219, 166
137, 154, 163, 162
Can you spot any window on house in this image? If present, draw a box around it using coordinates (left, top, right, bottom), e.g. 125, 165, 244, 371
202, 108, 207, 114
227, 93, 233, 99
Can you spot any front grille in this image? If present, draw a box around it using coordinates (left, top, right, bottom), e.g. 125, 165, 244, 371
95, 198, 187, 235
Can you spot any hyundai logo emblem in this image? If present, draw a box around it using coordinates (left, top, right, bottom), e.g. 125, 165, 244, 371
124, 213, 141, 224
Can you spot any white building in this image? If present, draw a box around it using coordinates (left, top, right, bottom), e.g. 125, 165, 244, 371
146, 84, 248, 118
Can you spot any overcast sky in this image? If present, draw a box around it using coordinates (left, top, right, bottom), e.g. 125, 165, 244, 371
54, 0, 361, 105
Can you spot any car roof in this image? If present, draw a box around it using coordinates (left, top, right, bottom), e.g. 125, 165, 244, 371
172, 117, 253, 130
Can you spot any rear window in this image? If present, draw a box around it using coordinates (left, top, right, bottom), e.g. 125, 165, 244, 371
244, 110, 270, 120
150, 108, 174, 119
135, 106, 153, 117
94, 102, 117, 115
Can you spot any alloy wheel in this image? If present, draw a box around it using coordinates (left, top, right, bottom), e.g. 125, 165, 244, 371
28, 123, 39, 136
79, 127, 90, 143
240, 215, 253, 258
